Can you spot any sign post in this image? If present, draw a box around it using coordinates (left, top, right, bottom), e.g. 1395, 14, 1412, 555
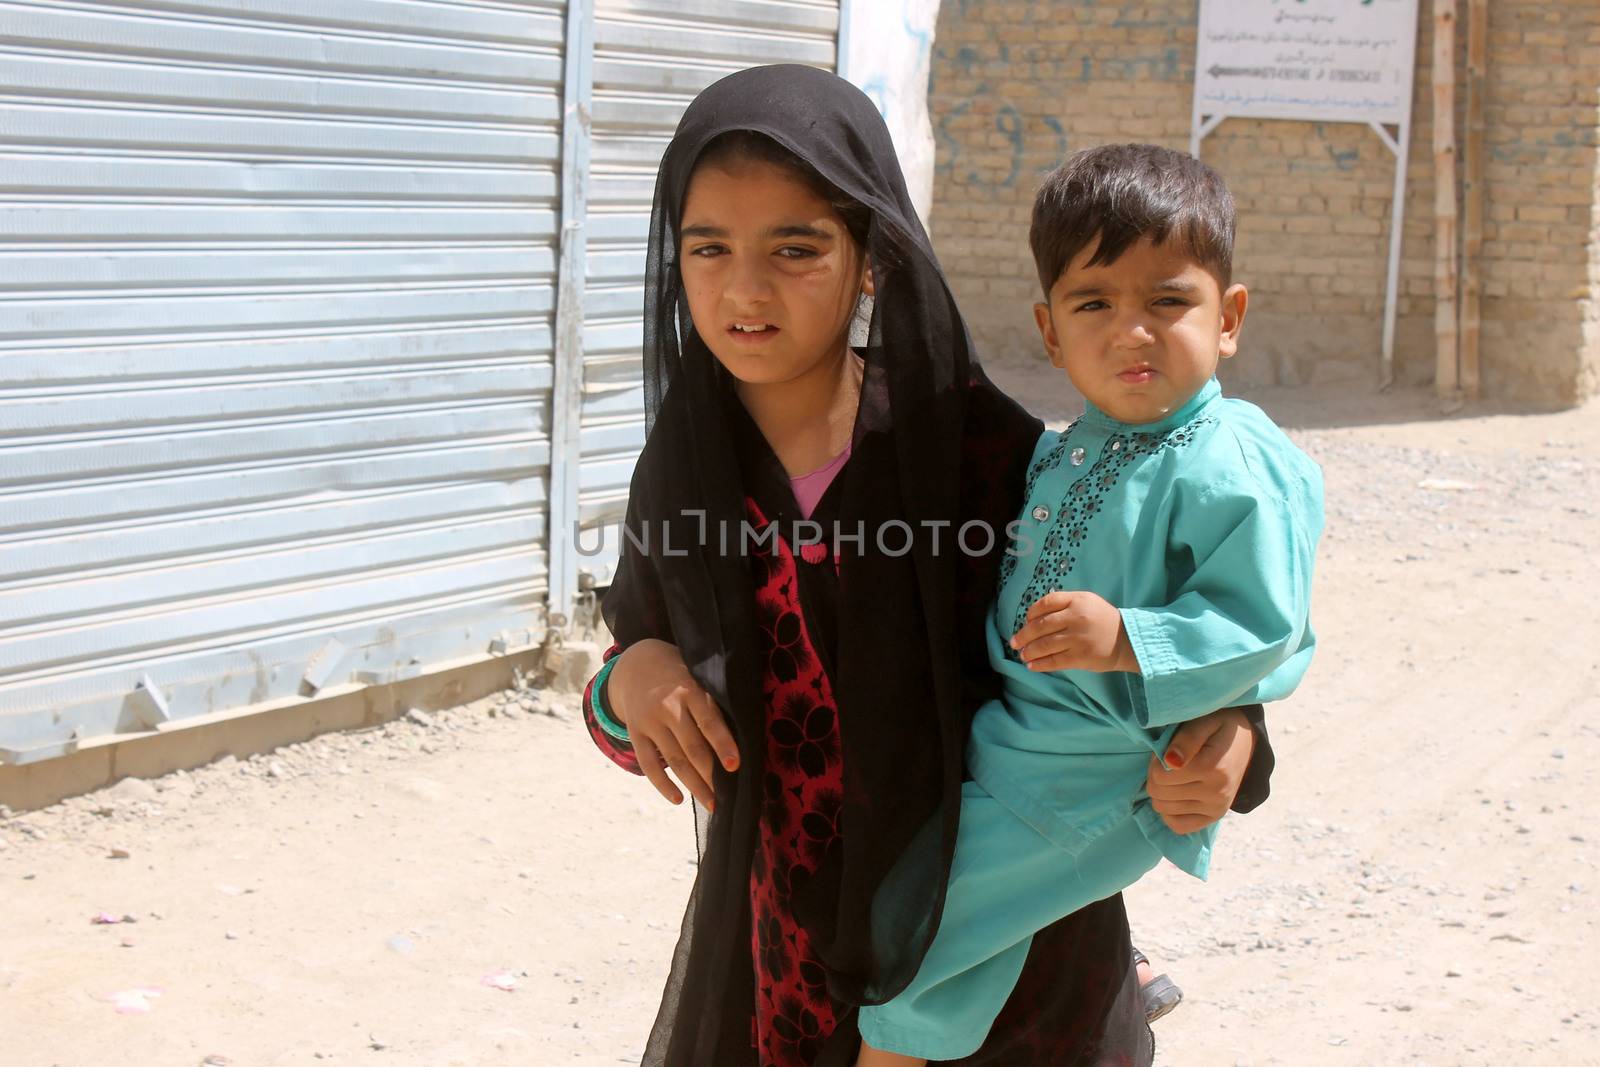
1192, 0, 1421, 388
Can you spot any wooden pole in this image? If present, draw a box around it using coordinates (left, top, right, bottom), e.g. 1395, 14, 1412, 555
1459, 0, 1487, 399
1432, 0, 1459, 398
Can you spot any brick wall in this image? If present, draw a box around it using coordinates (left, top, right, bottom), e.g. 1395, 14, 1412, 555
1586, 94, 1600, 400
929, 0, 1600, 405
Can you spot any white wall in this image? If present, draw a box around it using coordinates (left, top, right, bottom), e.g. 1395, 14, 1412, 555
842, 0, 941, 231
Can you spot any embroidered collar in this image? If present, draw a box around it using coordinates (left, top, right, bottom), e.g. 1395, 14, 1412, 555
1077, 377, 1222, 436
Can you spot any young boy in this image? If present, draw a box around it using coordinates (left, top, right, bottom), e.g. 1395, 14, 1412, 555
855, 143, 1323, 1065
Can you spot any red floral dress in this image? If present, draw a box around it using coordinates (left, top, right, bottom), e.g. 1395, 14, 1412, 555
583, 494, 846, 1067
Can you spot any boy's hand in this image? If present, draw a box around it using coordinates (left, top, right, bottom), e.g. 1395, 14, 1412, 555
609, 639, 740, 810
1010, 591, 1138, 673
1145, 708, 1255, 834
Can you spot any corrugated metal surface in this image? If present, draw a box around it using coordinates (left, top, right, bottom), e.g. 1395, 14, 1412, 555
573, 0, 841, 584
0, 0, 565, 761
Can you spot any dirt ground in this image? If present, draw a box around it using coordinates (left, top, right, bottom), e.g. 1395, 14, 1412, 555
3, 373, 1597, 1067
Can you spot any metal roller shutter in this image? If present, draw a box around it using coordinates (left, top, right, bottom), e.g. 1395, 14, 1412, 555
0, 0, 566, 762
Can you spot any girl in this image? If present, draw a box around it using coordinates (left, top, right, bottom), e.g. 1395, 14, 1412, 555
580, 65, 1270, 1067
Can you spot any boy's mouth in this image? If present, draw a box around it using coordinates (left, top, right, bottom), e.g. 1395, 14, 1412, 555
1118, 364, 1156, 384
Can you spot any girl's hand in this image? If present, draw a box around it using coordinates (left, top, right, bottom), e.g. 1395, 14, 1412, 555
609, 639, 740, 810
1010, 591, 1138, 673
1145, 708, 1255, 834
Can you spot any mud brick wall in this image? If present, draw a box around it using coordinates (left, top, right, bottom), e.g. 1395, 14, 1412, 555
928, 0, 1600, 405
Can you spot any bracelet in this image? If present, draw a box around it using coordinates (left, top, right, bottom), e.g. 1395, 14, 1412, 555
590, 656, 630, 743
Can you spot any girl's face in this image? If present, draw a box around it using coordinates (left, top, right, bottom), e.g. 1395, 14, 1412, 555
678, 158, 872, 389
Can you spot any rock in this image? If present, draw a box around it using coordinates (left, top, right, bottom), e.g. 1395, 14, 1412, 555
546, 641, 603, 694
108, 846, 131, 860
406, 709, 436, 729
107, 777, 158, 803
267, 762, 288, 779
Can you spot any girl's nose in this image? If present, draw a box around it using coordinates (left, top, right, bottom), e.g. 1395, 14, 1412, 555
726, 256, 773, 307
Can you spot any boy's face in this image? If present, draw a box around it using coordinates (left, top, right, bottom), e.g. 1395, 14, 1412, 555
1033, 236, 1247, 425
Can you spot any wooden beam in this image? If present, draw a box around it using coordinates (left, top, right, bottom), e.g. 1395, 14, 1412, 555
1433, 0, 1460, 398
1459, 0, 1487, 399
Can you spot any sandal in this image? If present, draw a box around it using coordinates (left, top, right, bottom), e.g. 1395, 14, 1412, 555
1131, 946, 1183, 1023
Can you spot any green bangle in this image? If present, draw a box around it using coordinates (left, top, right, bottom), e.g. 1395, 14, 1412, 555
590, 657, 629, 743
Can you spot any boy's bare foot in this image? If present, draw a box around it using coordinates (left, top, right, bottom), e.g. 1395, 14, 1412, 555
854, 1042, 927, 1067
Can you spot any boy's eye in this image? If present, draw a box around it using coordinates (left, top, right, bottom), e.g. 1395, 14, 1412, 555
1154, 296, 1189, 307
1074, 299, 1109, 312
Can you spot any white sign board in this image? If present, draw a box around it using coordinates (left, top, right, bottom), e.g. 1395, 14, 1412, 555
1195, 0, 1420, 126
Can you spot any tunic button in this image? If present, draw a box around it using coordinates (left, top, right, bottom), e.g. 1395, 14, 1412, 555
1070, 447, 1086, 466
1110, 439, 1123, 452
1031, 505, 1050, 523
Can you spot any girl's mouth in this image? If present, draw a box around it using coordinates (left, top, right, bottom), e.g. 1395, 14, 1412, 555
727, 323, 780, 344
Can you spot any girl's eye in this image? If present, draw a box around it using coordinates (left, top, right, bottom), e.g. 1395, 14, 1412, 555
776, 246, 819, 260
687, 244, 726, 258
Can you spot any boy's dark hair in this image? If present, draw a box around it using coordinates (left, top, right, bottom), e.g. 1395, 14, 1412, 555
1029, 143, 1235, 295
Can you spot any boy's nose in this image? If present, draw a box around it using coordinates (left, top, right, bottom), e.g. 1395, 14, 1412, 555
1112, 318, 1156, 349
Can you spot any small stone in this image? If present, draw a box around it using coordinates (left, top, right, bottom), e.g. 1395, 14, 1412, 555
108, 847, 131, 860
267, 762, 287, 779
201, 1056, 232, 1066
407, 709, 436, 729
225, 931, 238, 941
1552, 748, 1565, 760
107, 778, 158, 803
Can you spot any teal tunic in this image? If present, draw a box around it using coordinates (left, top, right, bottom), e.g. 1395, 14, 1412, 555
969, 376, 1323, 878
857, 379, 1323, 1059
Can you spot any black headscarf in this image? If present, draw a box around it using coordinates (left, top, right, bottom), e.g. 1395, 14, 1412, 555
605, 65, 1145, 1066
